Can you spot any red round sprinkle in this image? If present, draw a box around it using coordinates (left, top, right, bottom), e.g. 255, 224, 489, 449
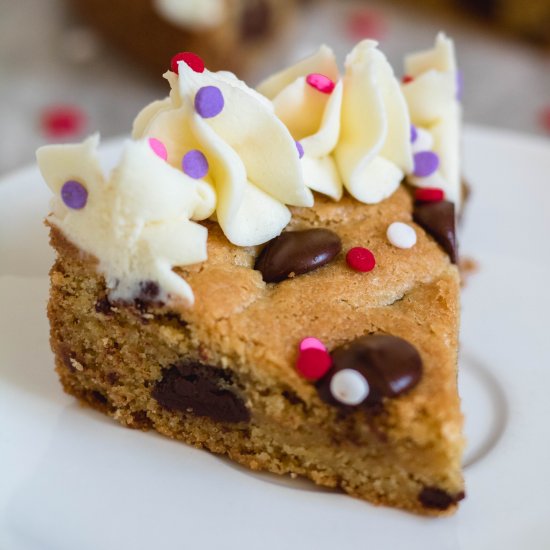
347, 9, 387, 41
40, 105, 86, 139
538, 105, 550, 134
402, 75, 414, 84
306, 73, 336, 94
346, 247, 376, 272
296, 348, 332, 381
171, 51, 205, 74
415, 188, 445, 203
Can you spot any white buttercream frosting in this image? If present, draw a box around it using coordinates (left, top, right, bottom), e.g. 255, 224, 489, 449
258, 40, 413, 204
134, 64, 313, 247
402, 33, 462, 208
37, 35, 462, 306
37, 135, 210, 306
153, 0, 225, 29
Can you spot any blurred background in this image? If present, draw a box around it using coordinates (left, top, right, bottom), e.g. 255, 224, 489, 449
1, 0, 549, 176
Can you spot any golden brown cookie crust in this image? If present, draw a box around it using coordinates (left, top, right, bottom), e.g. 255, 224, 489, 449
47, 186, 465, 516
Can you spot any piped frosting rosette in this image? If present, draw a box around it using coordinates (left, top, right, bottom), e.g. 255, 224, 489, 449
402, 33, 462, 209
37, 135, 212, 306
133, 63, 313, 246
257, 40, 413, 204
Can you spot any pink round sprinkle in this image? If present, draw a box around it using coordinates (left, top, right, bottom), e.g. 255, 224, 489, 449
170, 51, 205, 74
195, 86, 224, 118
182, 149, 209, 179
296, 348, 332, 381
148, 138, 168, 161
413, 151, 439, 178
402, 75, 414, 84
346, 247, 376, 272
306, 73, 336, 94
295, 141, 304, 159
299, 337, 327, 353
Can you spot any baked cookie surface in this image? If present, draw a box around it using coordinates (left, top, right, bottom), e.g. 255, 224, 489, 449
48, 187, 464, 516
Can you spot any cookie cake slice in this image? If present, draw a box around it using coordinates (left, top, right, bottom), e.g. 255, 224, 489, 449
37, 34, 465, 516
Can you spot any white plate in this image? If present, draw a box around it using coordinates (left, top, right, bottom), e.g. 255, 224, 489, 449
1, 126, 549, 550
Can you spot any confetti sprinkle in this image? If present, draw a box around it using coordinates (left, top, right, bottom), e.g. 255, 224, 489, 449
413, 151, 439, 178
346, 9, 387, 41
538, 105, 550, 133
346, 247, 376, 272
330, 369, 370, 406
182, 150, 209, 179
41, 105, 86, 139
299, 337, 327, 353
195, 86, 224, 118
171, 51, 205, 74
296, 348, 332, 381
415, 188, 445, 203
402, 75, 414, 84
148, 138, 168, 161
386, 222, 417, 249
295, 141, 304, 159
61, 180, 88, 209
306, 73, 336, 94
410, 125, 418, 143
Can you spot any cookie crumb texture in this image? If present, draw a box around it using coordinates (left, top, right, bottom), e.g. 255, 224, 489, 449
48, 189, 464, 516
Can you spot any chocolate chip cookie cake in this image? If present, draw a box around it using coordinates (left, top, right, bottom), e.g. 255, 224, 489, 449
38, 33, 465, 515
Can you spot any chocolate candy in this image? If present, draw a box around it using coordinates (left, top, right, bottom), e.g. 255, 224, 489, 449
317, 334, 423, 407
255, 228, 342, 283
153, 361, 250, 424
418, 487, 466, 510
413, 200, 458, 264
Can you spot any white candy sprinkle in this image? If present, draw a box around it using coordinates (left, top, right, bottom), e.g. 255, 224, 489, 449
387, 222, 417, 249
330, 369, 370, 406
411, 127, 434, 154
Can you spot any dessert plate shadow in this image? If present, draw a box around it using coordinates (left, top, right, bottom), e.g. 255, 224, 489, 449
1, 125, 549, 550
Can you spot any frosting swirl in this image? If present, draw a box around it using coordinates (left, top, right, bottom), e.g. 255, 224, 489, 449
258, 40, 413, 204
133, 63, 313, 246
37, 36, 462, 307
37, 135, 210, 306
402, 33, 462, 208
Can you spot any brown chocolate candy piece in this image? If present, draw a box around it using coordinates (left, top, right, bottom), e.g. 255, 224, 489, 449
152, 361, 250, 424
413, 200, 458, 264
317, 334, 423, 407
255, 228, 342, 283
419, 487, 466, 510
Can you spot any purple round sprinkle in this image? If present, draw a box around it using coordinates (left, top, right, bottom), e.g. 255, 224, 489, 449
410, 124, 418, 143
413, 151, 440, 178
295, 140, 304, 159
182, 149, 209, 179
194, 86, 224, 118
61, 180, 88, 209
